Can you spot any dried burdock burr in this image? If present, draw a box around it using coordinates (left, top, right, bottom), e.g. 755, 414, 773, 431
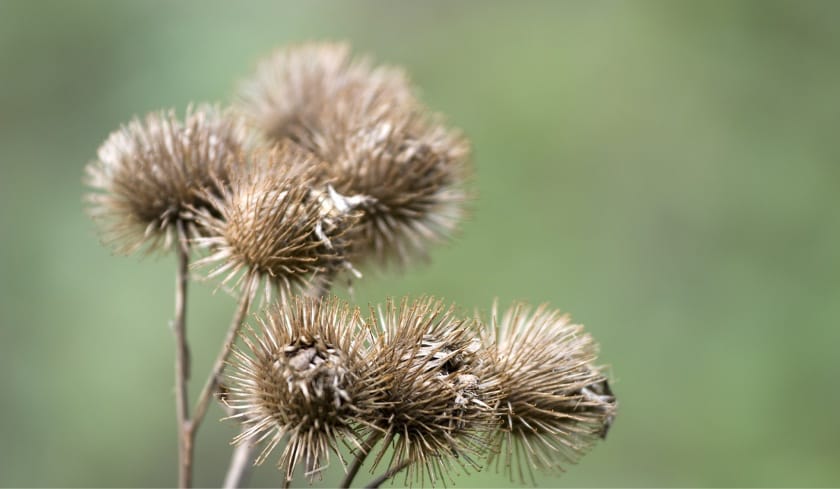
236, 41, 472, 270
82, 39, 620, 489
486, 302, 617, 483
191, 143, 366, 301
236, 41, 414, 148
84, 104, 249, 254
323, 108, 471, 269
225, 296, 375, 483
360, 297, 501, 485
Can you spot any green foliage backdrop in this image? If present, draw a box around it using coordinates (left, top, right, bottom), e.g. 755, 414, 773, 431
2, 0, 839, 486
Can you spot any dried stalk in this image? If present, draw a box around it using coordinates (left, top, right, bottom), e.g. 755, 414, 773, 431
365, 460, 411, 489
339, 431, 383, 489
173, 222, 192, 488
192, 282, 253, 431
223, 441, 254, 489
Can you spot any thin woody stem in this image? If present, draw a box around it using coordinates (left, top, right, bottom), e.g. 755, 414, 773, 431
364, 460, 411, 489
173, 222, 192, 488
192, 281, 253, 430
223, 441, 254, 489
339, 431, 383, 489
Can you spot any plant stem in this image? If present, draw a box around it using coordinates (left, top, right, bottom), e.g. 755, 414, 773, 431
364, 460, 411, 489
223, 440, 254, 489
173, 222, 192, 488
192, 281, 253, 431
339, 431, 383, 489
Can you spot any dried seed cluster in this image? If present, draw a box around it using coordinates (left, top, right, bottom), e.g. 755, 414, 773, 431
85, 42, 472, 294
360, 297, 500, 484
85, 105, 249, 254
191, 143, 365, 300
236, 41, 471, 268
226, 297, 372, 482
227, 296, 616, 485
487, 303, 617, 483
84, 41, 617, 487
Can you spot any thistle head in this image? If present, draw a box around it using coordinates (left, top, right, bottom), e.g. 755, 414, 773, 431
486, 302, 617, 483
236, 42, 471, 270
361, 297, 501, 485
236, 41, 413, 147
226, 296, 374, 482
84, 105, 250, 254
324, 109, 472, 269
192, 143, 364, 301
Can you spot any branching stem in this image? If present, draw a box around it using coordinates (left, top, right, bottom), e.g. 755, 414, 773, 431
365, 460, 411, 489
192, 281, 253, 431
340, 431, 383, 489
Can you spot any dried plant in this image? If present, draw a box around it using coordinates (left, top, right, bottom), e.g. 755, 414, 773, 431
85, 104, 249, 254
225, 296, 375, 483
237, 41, 471, 269
84, 40, 617, 489
236, 41, 414, 147
486, 302, 617, 483
323, 108, 471, 268
358, 297, 501, 485
192, 142, 365, 302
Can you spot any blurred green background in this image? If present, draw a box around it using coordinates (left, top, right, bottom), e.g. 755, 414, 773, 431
2, 0, 840, 486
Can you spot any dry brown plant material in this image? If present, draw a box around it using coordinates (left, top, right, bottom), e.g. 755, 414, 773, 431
486, 302, 617, 483
225, 296, 375, 483
237, 42, 472, 270
236, 41, 413, 147
360, 297, 501, 485
192, 143, 364, 301
84, 40, 618, 489
321, 108, 471, 268
85, 105, 249, 254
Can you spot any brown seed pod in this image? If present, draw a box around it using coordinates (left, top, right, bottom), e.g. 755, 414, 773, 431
236, 41, 414, 148
361, 297, 501, 485
236, 41, 472, 270
191, 143, 364, 301
486, 302, 617, 483
84, 105, 250, 254
225, 296, 375, 483
323, 108, 471, 269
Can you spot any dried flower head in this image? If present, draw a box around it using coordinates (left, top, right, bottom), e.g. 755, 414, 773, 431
323, 109, 471, 268
84, 105, 249, 254
236, 42, 471, 269
362, 297, 500, 485
236, 41, 414, 146
226, 296, 374, 482
487, 302, 617, 483
192, 143, 364, 301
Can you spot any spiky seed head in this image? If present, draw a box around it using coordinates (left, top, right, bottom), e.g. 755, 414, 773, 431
226, 296, 374, 482
236, 42, 471, 269
486, 302, 617, 483
236, 41, 414, 146
324, 108, 472, 269
84, 105, 250, 254
191, 143, 363, 301
362, 297, 501, 485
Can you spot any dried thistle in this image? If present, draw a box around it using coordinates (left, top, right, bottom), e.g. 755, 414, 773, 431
225, 296, 375, 482
84, 104, 249, 254
191, 143, 364, 301
361, 297, 500, 485
236, 41, 414, 147
486, 302, 617, 483
236, 42, 471, 269
323, 109, 471, 268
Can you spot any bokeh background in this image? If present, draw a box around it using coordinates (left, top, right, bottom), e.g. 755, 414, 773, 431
2, 0, 840, 487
